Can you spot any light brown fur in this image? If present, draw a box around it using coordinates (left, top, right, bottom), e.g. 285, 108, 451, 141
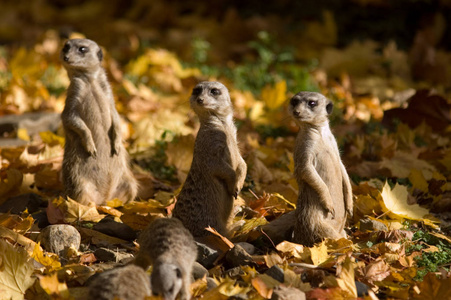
289, 92, 353, 247
134, 218, 197, 300
172, 81, 247, 237
61, 39, 137, 206
87, 264, 151, 300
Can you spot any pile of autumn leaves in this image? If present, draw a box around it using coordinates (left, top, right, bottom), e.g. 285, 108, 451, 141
0, 32, 451, 299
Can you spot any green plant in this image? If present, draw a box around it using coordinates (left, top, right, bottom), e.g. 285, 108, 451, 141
407, 230, 451, 281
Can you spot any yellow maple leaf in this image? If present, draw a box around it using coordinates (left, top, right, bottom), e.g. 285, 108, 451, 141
39, 131, 65, 147
38, 273, 70, 298
0, 239, 36, 300
409, 169, 428, 193
336, 257, 357, 298
17, 128, 30, 141
261, 80, 287, 111
308, 241, 329, 265
380, 182, 430, 221
32, 243, 61, 272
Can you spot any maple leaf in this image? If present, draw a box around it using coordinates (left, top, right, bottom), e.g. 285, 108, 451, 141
0, 239, 36, 300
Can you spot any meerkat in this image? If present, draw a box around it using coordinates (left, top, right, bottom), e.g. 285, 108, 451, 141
134, 217, 197, 300
172, 81, 247, 237
87, 264, 151, 300
60, 38, 137, 206
289, 91, 353, 247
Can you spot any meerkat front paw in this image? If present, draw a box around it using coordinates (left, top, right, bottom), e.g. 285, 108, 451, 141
324, 202, 335, 219
111, 140, 121, 156
85, 140, 97, 158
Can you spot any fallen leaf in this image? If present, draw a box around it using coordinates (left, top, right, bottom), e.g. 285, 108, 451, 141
0, 239, 36, 300
380, 182, 431, 221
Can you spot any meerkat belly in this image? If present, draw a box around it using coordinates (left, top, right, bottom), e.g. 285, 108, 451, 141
315, 146, 346, 219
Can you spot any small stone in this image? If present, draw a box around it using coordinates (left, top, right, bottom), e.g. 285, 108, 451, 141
225, 244, 254, 268
360, 218, 388, 232
206, 277, 217, 290
94, 248, 134, 263
265, 265, 284, 283
356, 281, 369, 297
235, 242, 256, 255
93, 217, 137, 241
261, 211, 295, 245
38, 224, 81, 257
196, 242, 219, 269
225, 266, 245, 278
271, 286, 306, 300
0, 112, 61, 137
0, 193, 46, 214
192, 262, 208, 280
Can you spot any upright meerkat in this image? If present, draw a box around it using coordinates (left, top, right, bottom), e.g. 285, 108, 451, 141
172, 81, 247, 237
60, 39, 137, 206
289, 91, 353, 247
134, 218, 197, 300
87, 264, 151, 300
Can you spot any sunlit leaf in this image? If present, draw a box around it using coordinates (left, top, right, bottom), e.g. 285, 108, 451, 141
0, 239, 36, 300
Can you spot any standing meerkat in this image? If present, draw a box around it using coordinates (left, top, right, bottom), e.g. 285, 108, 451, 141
87, 264, 151, 300
60, 39, 137, 206
172, 81, 247, 237
289, 91, 353, 247
134, 218, 197, 300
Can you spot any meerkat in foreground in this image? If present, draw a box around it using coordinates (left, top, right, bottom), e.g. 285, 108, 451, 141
60, 39, 137, 206
289, 91, 353, 247
87, 264, 151, 300
172, 81, 247, 237
134, 218, 197, 300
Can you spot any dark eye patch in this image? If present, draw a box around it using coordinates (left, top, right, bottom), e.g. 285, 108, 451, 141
290, 97, 300, 106
78, 46, 89, 54
62, 43, 70, 53
210, 88, 221, 96
192, 87, 202, 96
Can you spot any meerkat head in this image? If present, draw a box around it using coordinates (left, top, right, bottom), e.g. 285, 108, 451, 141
190, 81, 233, 120
289, 91, 333, 126
60, 39, 103, 71
151, 262, 183, 300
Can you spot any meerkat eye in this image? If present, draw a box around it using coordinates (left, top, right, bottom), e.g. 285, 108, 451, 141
210, 88, 221, 96
192, 87, 202, 96
307, 100, 317, 108
78, 46, 89, 53
62, 43, 70, 53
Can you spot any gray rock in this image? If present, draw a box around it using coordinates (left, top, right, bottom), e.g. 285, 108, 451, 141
206, 277, 217, 290
271, 286, 306, 300
235, 242, 256, 255
94, 248, 134, 263
192, 262, 208, 280
93, 217, 137, 241
0, 112, 61, 137
261, 211, 295, 245
225, 266, 245, 278
0, 138, 28, 147
356, 281, 369, 297
225, 245, 254, 268
196, 242, 219, 269
38, 224, 81, 257
360, 218, 388, 232
265, 265, 284, 283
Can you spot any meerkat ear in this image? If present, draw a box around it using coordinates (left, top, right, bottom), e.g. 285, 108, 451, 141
326, 101, 333, 115
97, 48, 103, 62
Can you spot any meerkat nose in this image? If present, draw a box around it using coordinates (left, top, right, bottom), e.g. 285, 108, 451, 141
197, 98, 204, 104
63, 56, 69, 62
293, 110, 301, 117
